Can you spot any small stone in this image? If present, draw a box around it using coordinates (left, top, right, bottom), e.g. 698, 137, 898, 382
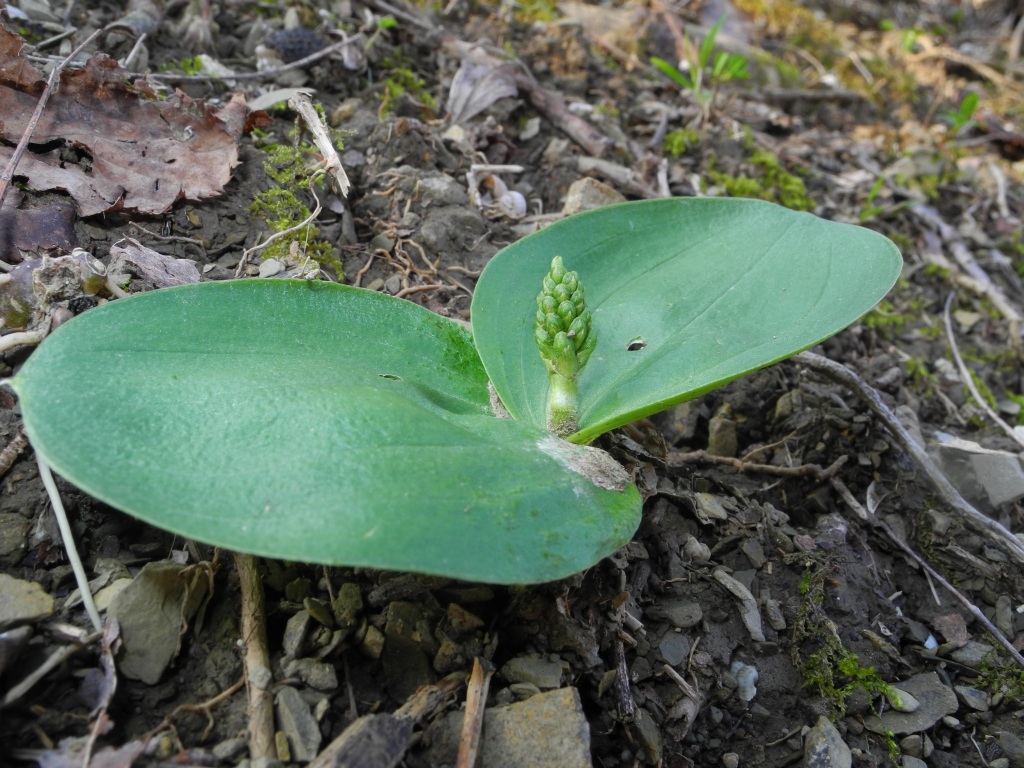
384, 275, 402, 294
949, 640, 993, 666
899, 734, 923, 756
422, 687, 591, 767
107, 560, 208, 684
864, 673, 958, 735
283, 657, 338, 691
259, 258, 284, 278
212, 737, 247, 762
739, 538, 766, 569
901, 757, 927, 768
0, 574, 54, 631
803, 715, 851, 768
332, 582, 363, 626
647, 599, 702, 629
886, 687, 920, 713
707, 405, 738, 457
721, 752, 740, 768
954, 685, 989, 712
561, 177, 625, 215
446, 603, 485, 634
634, 708, 662, 765
275, 686, 322, 761
0, 513, 30, 568
360, 624, 385, 659
302, 597, 335, 628
282, 610, 312, 658
501, 656, 565, 689
988, 759, 1009, 768
657, 632, 690, 667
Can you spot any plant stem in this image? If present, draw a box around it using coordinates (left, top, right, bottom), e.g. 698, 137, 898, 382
546, 371, 579, 437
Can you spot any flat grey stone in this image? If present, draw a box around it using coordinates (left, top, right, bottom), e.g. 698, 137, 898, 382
423, 687, 591, 768
886, 688, 920, 713
561, 177, 625, 215
647, 599, 703, 629
501, 655, 566, 689
275, 685, 322, 761
0, 574, 54, 631
282, 657, 338, 691
657, 632, 690, 667
954, 685, 989, 712
107, 560, 208, 684
949, 640, 994, 666
282, 610, 312, 659
0, 513, 30, 568
803, 715, 851, 768
864, 673, 958, 735
901, 757, 927, 768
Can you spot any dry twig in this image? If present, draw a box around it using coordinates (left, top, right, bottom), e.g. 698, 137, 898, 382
456, 657, 494, 768
236, 552, 276, 760
942, 292, 1024, 449
832, 475, 1024, 670
795, 351, 1024, 568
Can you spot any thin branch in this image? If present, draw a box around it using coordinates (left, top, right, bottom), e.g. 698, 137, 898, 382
942, 292, 1024, 449
832, 475, 1024, 670
795, 351, 1024, 568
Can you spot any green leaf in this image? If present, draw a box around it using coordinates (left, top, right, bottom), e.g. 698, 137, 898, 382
651, 57, 694, 91
472, 198, 902, 444
13, 281, 640, 584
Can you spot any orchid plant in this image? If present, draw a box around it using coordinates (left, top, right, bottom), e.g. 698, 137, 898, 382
10, 198, 901, 583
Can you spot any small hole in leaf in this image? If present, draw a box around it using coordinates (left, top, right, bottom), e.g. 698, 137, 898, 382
378, 373, 402, 380
626, 336, 647, 351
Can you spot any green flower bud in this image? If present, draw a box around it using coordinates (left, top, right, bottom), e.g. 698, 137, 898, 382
534, 255, 596, 437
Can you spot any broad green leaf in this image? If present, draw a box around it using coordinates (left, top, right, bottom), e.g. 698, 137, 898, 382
13, 281, 640, 584
472, 198, 902, 444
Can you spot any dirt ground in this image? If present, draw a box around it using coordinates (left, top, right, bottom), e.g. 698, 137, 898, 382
2, 0, 1024, 766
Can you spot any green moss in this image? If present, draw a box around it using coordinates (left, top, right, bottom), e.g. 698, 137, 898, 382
708, 149, 814, 211
248, 141, 343, 278
379, 67, 437, 118
663, 129, 702, 157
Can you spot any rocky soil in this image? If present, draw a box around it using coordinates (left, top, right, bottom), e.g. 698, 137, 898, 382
2, 0, 1024, 766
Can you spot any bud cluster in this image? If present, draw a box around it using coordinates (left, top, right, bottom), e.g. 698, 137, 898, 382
534, 256, 595, 379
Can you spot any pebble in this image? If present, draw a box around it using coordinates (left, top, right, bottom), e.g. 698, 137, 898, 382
282, 610, 312, 658
264, 27, 325, 64
423, 687, 591, 767
275, 686, 322, 761
258, 258, 284, 278
721, 752, 739, 768
107, 560, 208, 684
282, 657, 338, 691
739, 538, 766, 569
561, 177, 625, 215
501, 656, 566, 689
647, 599, 703, 629
953, 685, 990, 712
332, 582, 363, 626
901, 757, 927, 768
885, 687, 920, 713
657, 631, 690, 667
864, 673, 958, 735
0, 513, 30, 567
949, 640, 994, 666
634, 708, 662, 765
0, 574, 54, 631
803, 715, 851, 768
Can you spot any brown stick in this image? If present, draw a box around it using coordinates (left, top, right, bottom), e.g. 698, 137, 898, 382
456, 657, 494, 768
794, 351, 1024, 568
236, 552, 276, 760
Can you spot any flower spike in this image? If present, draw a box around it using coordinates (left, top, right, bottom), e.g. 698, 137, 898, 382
534, 256, 596, 437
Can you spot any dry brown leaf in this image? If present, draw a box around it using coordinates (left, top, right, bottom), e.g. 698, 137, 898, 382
0, 23, 246, 215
